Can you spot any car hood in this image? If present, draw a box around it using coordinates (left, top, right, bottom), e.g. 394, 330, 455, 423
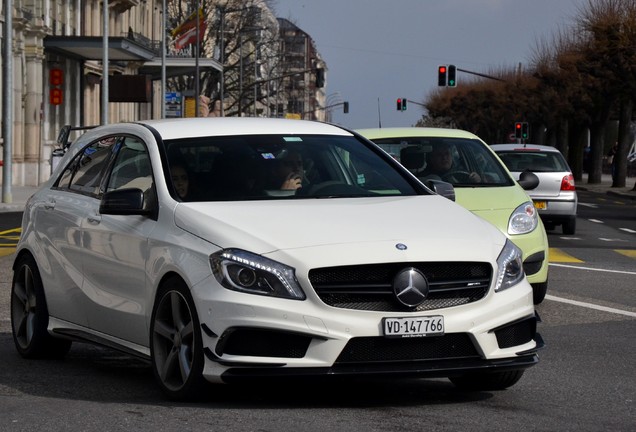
173, 196, 505, 264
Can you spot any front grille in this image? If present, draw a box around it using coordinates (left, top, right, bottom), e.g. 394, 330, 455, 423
335, 333, 480, 363
309, 262, 492, 312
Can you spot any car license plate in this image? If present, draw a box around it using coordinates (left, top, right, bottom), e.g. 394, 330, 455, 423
534, 200, 547, 210
383, 316, 444, 338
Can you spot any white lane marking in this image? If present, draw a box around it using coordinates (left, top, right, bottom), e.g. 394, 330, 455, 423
619, 228, 636, 234
550, 263, 636, 275
549, 263, 636, 316
558, 237, 582, 241
599, 238, 629, 242
579, 203, 598, 208
545, 295, 636, 318
588, 219, 603, 223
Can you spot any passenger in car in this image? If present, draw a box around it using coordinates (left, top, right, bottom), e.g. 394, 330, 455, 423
170, 163, 193, 200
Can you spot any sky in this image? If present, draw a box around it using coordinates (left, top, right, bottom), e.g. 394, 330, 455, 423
271, 0, 589, 131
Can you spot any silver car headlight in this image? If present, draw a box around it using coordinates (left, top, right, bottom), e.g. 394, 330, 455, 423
508, 201, 538, 235
494, 239, 525, 292
210, 249, 306, 300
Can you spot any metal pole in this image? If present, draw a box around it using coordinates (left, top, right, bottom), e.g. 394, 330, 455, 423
239, 33, 243, 116
161, 0, 166, 118
219, 7, 224, 116
194, 0, 200, 116
2, 0, 14, 202
102, 0, 109, 124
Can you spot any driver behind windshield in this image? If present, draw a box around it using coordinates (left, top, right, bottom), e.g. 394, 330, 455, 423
421, 143, 481, 183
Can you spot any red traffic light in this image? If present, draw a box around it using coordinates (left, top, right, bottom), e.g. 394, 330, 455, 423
438, 66, 448, 86
397, 98, 402, 111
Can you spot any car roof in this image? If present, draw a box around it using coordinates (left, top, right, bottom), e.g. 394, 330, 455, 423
490, 143, 562, 153
82, 118, 353, 141
138, 117, 353, 140
356, 127, 481, 140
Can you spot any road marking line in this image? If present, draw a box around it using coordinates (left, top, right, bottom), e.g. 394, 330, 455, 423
616, 249, 636, 258
549, 262, 636, 275
545, 294, 636, 318
588, 219, 603, 224
619, 228, 636, 234
578, 203, 598, 208
549, 248, 583, 263
599, 237, 628, 242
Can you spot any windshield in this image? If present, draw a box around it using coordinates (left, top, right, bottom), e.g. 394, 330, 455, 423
161, 134, 422, 201
371, 136, 514, 187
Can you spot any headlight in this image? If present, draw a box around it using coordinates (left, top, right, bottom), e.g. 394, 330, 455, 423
210, 249, 306, 300
494, 239, 525, 292
508, 201, 538, 235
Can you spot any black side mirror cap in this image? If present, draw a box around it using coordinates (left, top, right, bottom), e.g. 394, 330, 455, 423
518, 169, 540, 190
423, 179, 456, 201
100, 188, 151, 216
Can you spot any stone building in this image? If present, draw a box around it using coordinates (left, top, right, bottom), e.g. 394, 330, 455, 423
0, 0, 326, 189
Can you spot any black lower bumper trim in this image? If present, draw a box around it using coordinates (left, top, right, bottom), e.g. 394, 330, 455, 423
219, 354, 539, 383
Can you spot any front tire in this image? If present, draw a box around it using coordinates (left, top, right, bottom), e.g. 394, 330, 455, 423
11, 254, 72, 359
450, 369, 525, 391
150, 277, 207, 401
531, 281, 548, 304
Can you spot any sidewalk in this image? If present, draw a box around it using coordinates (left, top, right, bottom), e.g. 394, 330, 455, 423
1, 174, 635, 213
575, 173, 636, 199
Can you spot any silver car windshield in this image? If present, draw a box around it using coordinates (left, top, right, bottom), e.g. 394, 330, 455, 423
162, 134, 421, 201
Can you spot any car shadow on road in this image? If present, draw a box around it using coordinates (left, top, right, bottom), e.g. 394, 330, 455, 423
0, 333, 498, 407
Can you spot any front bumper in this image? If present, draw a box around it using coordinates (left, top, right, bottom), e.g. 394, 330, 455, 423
193, 275, 543, 384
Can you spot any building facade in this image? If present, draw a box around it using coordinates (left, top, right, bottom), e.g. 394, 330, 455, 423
0, 0, 326, 188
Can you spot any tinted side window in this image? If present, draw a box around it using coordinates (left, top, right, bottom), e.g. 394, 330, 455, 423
57, 137, 119, 196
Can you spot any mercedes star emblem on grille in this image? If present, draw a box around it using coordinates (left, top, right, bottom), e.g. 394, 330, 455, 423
392, 267, 430, 307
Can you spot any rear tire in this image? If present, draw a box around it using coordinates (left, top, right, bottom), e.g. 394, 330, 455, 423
150, 276, 208, 401
562, 217, 576, 235
11, 254, 72, 359
450, 369, 525, 391
531, 281, 548, 304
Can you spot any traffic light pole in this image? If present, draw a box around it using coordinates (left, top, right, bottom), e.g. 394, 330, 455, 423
456, 67, 506, 82
404, 98, 425, 108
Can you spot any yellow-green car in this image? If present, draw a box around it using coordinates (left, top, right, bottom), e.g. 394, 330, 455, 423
357, 127, 549, 304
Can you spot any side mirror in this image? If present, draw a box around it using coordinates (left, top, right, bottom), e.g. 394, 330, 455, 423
518, 169, 540, 190
100, 188, 151, 216
424, 179, 456, 202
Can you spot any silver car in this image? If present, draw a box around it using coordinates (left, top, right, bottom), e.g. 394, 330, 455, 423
491, 143, 578, 235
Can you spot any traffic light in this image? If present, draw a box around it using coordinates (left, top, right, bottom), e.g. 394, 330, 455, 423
397, 98, 402, 111
438, 65, 447, 86
521, 122, 529, 139
447, 65, 457, 87
315, 68, 325, 88
343, 101, 349, 113
401, 98, 407, 110
514, 122, 523, 139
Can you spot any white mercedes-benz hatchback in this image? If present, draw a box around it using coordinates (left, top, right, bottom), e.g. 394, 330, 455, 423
11, 118, 542, 400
